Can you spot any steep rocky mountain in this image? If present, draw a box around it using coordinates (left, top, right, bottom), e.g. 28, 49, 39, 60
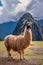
13, 13, 43, 41
38, 19, 43, 39
13, 13, 34, 35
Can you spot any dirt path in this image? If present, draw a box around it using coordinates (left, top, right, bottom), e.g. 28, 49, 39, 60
0, 56, 43, 65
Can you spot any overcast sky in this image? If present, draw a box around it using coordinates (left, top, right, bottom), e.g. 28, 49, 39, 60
0, 0, 43, 23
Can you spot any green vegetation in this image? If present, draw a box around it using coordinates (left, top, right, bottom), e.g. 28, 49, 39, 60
32, 41, 43, 48
0, 41, 43, 65
0, 41, 43, 59
24, 41, 43, 59
0, 41, 6, 52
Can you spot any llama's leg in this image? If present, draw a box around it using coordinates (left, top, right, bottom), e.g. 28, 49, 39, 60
6, 47, 11, 58
8, 50, 11, 58
20, 52, 22, 60
20, 50, 25, 60
22, 51, 25, 60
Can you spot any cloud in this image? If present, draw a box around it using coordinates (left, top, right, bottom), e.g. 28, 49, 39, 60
13, 0, 31, 15
27, 0, 43, 19
0, 0, 43, 23
1, 0, 21, 13
0, 7, 3, 15
0, 0, 31, 23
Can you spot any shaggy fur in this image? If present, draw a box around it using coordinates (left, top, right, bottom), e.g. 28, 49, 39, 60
4, 24, 32, 60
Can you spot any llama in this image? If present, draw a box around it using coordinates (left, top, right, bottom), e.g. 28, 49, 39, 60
4, 21, 32, 60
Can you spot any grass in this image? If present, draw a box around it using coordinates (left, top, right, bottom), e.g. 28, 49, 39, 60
0, 41, 43, 65
0, 41, 6, 52
32, 41, 43, 48
0, 41, 43, 59
24, 41, 43, 56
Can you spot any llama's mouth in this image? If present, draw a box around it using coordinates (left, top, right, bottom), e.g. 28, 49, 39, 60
27, 25, 31, 29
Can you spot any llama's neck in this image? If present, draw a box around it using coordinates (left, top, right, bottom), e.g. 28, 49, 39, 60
24, 28, 32, 47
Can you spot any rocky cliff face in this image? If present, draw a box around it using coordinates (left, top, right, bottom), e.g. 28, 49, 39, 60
13, 13, 43, 41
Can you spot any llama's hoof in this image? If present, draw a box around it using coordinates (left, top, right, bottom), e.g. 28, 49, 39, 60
8, 56, 13, 61
20, 58, 22, 61
20, 58, 25, 61
23, 58, 25, 60
8, 56, 12, 59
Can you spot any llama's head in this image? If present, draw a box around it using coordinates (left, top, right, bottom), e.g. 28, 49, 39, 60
26, 22, 31, 29
25, 20, 32, 30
